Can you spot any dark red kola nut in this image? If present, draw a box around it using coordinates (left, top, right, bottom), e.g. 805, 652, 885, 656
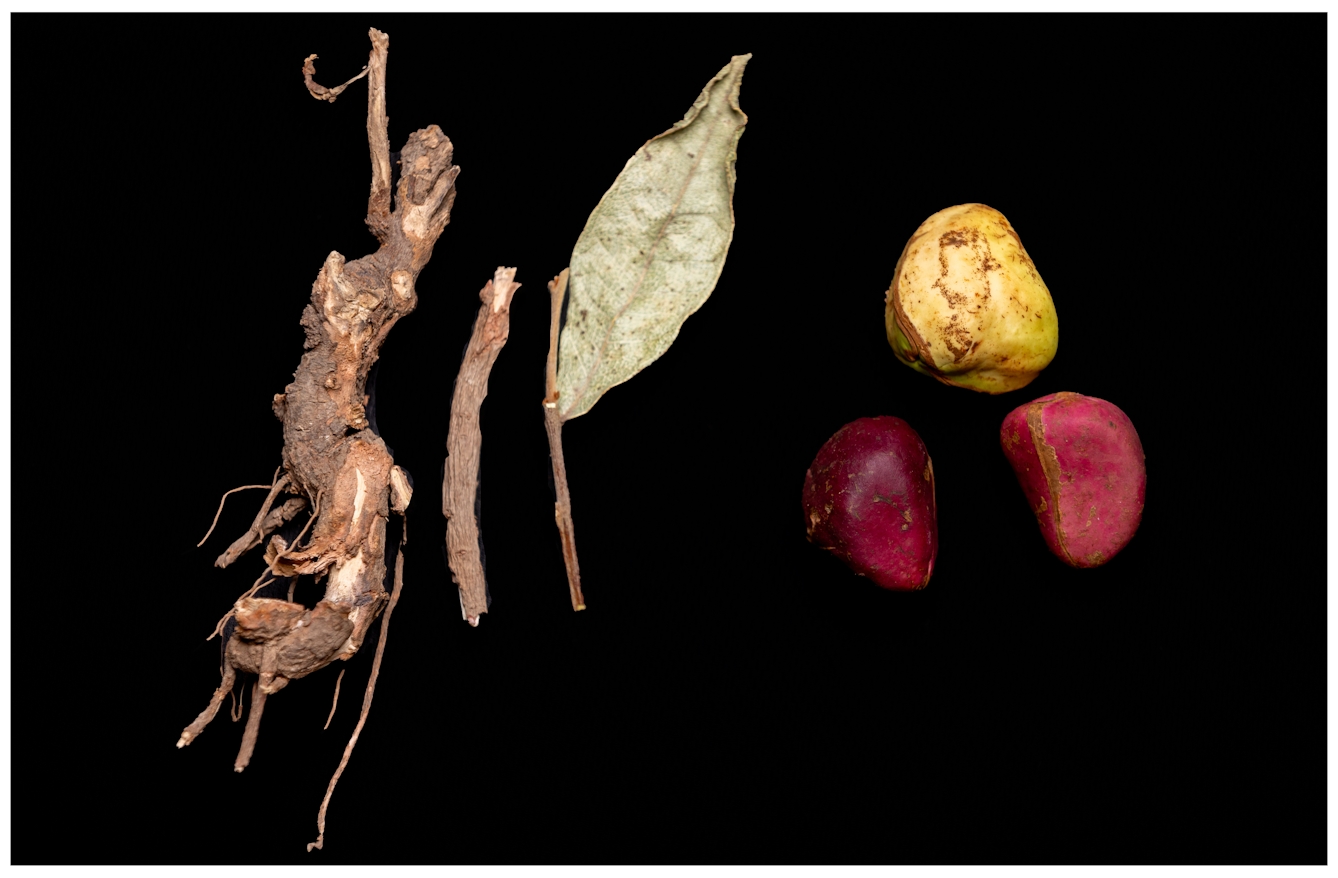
802, 416, 938, 591
1000, 392, 1146, 568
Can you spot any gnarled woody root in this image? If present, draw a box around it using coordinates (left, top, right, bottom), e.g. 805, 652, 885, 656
177, 27, 456, 851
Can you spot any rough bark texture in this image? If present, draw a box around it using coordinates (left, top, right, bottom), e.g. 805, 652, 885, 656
308, 524, 408, 852
179, 30, 454, 845
217, 492, 308, 569
443, 267, 521, 625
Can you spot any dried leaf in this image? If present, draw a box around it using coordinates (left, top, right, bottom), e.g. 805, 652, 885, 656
555, 54, 751, 421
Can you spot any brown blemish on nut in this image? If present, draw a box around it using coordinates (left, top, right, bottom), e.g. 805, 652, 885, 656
1026, 396, 1073, 565
888, 271, 937, 370
941, 228, 972, 249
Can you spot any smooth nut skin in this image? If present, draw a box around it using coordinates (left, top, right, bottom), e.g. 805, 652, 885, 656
1000, 392, 1146, 568
802, 416, 937, 591
886, 203, 1058, 394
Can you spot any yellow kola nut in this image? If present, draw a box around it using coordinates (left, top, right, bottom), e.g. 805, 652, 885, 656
885, 203, 1059, 394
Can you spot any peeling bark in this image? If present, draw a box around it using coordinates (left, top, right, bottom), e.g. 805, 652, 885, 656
178, 27, 452, 850
443, 267, 521, 625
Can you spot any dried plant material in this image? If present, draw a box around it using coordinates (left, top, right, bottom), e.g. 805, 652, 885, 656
885, 203, 1059, 394
543, 270, 586, 612
443, 267, 522, 625
197, 477, 282, 547
178, 27, 456, 851
555, 54, 751, 421
543, 55, 750, 609
308, 526, 408, 852
218, 494, 309, 569
324, 668, 347, 730
302, 54, 370, 103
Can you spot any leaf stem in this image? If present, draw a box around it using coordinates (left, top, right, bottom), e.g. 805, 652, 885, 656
545, 270, 586, 612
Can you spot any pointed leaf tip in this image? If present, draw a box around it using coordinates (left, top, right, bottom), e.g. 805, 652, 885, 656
555, 54, 751, 421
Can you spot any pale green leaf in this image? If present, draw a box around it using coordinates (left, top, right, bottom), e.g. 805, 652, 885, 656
555, 54, 751, 421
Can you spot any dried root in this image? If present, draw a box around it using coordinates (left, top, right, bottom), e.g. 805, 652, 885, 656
308, 527, 408, 852
324, 668, 346, 730
177, 26, 451, 850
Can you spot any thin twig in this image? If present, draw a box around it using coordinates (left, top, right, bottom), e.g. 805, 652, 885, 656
291, 489, 323, 550
198, 481, 278, 547
245, 475, 290, 540
308, 524, 408, 852
323, 668, 347, 730
215, 475, 291, 568
545, 406, 586, 612
224, 497, 310, 566
544, 270, 586, 611
545, 268, 568, 404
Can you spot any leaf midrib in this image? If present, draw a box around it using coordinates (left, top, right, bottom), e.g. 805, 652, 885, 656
561, 100, 736, 420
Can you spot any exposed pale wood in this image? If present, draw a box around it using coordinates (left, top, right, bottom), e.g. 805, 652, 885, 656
181, 28, 449, 849
308, 528, 408, 852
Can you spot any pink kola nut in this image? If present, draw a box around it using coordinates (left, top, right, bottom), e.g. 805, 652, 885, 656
802, 416, 938, 591
1000, 392, 1146, 568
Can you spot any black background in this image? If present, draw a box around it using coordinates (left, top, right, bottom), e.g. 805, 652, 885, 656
12, 13, 1326, 864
